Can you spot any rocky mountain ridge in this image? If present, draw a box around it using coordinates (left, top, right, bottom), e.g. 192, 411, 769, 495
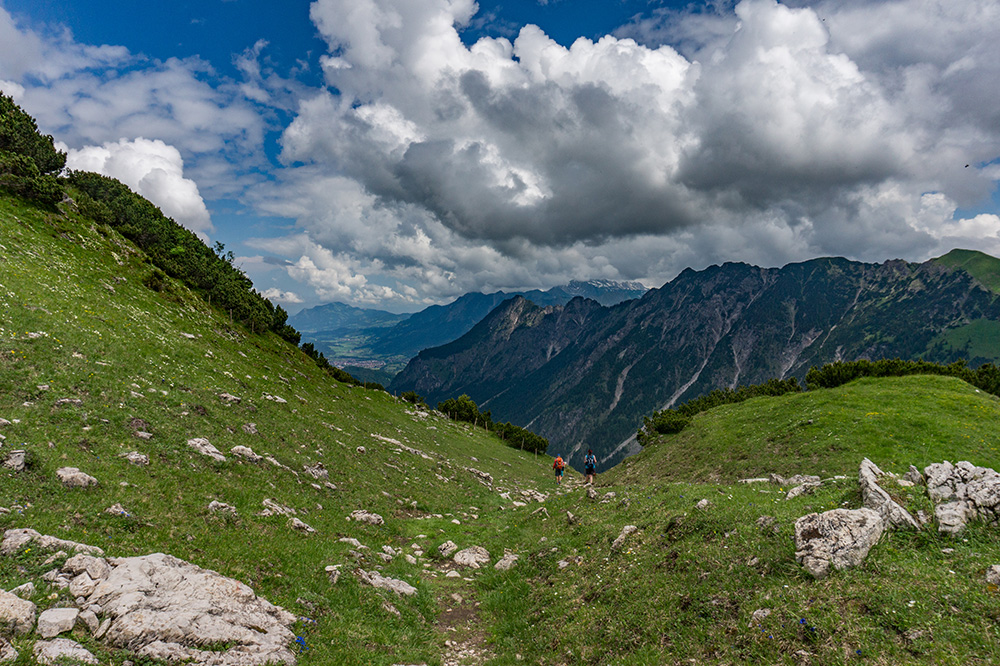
391, 253, 1000, 470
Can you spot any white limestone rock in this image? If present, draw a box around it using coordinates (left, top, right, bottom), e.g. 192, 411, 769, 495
858, 458, 920, 529
56, 467, 98, 488
303, 462, 328, 481
88, 552, 297, 665
349, 510, 384, 526
63, 553, 111, 581
611, 525, 638, 551
36, 607, 79, 638
355, 570, 417, 596
230, 445, 263, 463
208, 501, 238, 516
2, 450, 26, 472
437, 541, 458, 558
453, 546, 490, 569
121, 451, 149, 466
33, 638, 98, 665
494, 552, 520, 571
288, 517, 315, 534
785, 482, 822, 501
794, 508, 884, 579
9, 582, 34, 598
187, 438, 226, 462
1, 529, 103, 556
0, 588, 36, 634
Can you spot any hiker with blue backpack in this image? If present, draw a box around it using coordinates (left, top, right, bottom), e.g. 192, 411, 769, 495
584, 449, 597, 485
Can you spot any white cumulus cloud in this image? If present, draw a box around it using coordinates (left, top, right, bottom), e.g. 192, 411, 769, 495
64, 138, 214, 238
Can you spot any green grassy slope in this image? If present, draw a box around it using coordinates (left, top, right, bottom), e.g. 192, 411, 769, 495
474, 375, 1000, 665
616, 374, 1000, 485
6, 188, 1000, 666
934, 248, 1000, 293
0, 193, 556, 666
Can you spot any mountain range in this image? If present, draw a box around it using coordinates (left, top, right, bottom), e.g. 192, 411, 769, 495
389, 251, 1000, 470
288, 279, 648, 381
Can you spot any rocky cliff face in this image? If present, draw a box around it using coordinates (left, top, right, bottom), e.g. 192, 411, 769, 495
390, 255, 1000, 471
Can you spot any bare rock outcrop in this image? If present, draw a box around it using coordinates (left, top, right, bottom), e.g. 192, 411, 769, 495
0, 636, 17, 662
924, 461, 1000, 534
794, 508, 884, 579
88, 552, 297, 665
859, 458, 920, 529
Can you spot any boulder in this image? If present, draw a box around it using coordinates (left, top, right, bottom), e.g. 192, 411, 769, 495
88, 552, 297, 665
56, 467, 98, 488
187, 438, 226, 462
0, 588, 36, 634
32, 639, 98, 665
37, 607, 79, 638
438, 541, 458, 558
695, 499, 712, 510
242, 423, 259, 435
611, 525, 638, 551
355, 570, 417, 596
986, 565, 1000, 586
219, 393, 242, 404
858, 459, 919, 529
794, 508, 884, 579
453, 546, 490, 569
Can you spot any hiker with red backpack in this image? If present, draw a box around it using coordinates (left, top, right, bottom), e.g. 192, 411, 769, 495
553, 454, 566, 483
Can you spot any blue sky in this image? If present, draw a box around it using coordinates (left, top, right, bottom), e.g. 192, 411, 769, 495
2, 0, 999, 313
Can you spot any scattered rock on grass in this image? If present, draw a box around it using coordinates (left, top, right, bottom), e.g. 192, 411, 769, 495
56, 467, 98, 488
349, 510, 384, 526
186, 438, 226, 462
794, 508, 884, 579
453, 546, 490, 569
355, 569, 417, 596
611, 525, 638, 551
494, 552, 519, 571
120, 451, 149, 466
438, 541, 458, 558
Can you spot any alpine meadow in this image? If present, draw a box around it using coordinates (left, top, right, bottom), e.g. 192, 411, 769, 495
5, 43, 1000, 666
